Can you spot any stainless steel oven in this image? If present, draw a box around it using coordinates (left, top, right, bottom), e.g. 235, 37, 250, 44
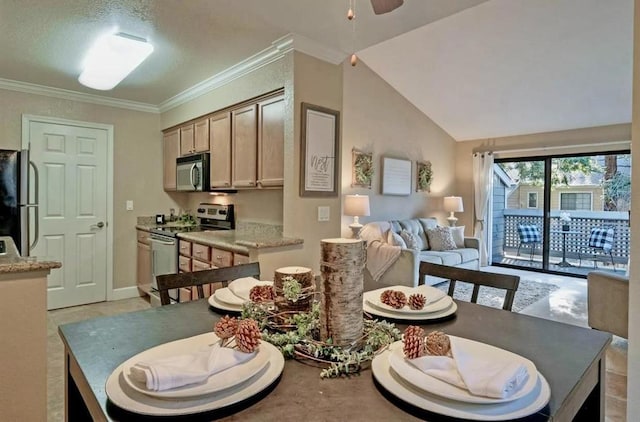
149, 232, 179, 306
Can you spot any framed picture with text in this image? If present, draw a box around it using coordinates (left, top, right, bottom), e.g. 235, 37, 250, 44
299, 103, 340, 197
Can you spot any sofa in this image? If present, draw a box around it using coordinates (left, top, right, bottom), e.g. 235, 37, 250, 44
361, 217, 480, 290
587, 270, 628, 338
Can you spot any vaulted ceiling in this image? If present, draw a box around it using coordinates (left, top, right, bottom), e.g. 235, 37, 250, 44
0, 0, 633, 141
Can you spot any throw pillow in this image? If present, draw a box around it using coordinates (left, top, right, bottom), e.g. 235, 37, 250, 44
450, 226, 465, 249
400, 230, 420, 250
426, 226, 457, 251
386, 230, 407, 248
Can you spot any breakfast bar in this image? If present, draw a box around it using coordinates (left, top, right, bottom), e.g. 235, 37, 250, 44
59, 298, 611, 421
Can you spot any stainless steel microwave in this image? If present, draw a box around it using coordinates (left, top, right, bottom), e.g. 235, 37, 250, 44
176, 153, 210, 191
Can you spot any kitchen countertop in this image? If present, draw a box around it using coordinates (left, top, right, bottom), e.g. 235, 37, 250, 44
0, 236, 61, 274
176, 230, 303, 254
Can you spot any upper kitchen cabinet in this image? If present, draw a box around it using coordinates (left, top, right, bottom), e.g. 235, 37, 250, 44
209, 112, 232, 188
231, 104, 258, 187
163, 128, 180, 191
179, 123, 194, 155
257, 95, 284, 187
180, 118, 209, 156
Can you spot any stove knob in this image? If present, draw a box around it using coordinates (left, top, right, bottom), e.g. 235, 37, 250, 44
197, 208, 205, 213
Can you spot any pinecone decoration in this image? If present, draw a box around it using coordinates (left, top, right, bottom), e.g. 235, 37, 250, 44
385, 290, 407, 309
404, 325, 425, 340
214, 315, 238, 340
249, 285, 275, 303
380, 289, 394, 305
403, 333, 426, 359
425, 331, 451, 357
408, 294, 426, 310
235, 318, 262, 353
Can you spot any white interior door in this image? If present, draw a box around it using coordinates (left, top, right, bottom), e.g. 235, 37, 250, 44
27, 119, 109, 309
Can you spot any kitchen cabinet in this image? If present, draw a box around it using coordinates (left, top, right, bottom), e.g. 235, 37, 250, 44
179, 123, 194, 155
136, 230, 151, 294
162, 128, 180, 191
209, 112, 232, 188
257, 95, 285, 187
231, 104, 258, 187
176, 238, 250, 303
180, 119, 209, 156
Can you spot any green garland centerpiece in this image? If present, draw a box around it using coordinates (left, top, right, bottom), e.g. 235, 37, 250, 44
240, 287, 401, 378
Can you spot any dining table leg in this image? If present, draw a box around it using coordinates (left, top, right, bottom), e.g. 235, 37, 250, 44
64, 347, 107, 422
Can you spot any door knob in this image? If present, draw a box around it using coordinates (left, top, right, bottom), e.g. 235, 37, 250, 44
91, 221, 105, 229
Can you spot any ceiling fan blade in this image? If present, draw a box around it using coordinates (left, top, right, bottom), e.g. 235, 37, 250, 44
370, 0, 404, 15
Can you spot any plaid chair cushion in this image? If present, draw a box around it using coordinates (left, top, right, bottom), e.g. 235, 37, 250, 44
588, 227, 614, 251
517, 224, 541, 243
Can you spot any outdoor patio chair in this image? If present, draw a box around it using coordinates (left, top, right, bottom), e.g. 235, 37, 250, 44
579, 227, 615, 269
516, 224, 541, 262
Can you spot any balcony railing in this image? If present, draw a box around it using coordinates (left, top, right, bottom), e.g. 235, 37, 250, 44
500, 209, 630, 263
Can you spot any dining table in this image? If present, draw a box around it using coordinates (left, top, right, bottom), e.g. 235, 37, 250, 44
58, 297, 611, 421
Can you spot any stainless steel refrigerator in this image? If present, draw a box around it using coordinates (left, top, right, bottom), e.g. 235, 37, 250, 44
0, 149, 37, 256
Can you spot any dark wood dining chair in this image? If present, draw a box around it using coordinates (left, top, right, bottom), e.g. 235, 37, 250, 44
419, 262, 520, 311
155, 262, 261, 306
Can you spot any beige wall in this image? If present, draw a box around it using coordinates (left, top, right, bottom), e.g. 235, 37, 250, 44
627, 0, 639, 417
0, 89, 182, 291
455, 124, 632, 232
185, 190, 284, 225
341, 60, 458, 236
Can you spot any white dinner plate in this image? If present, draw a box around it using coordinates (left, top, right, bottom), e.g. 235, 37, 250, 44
372, 346, 550, 421
122, 333, 271, 399
387, 339, 538, 404
364, 286, 450, 314
209, 292, 243, 313
364, 299, 457, 321
106, 335, 285, 417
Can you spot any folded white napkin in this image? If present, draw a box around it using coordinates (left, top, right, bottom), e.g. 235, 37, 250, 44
227, 277, 269, 301
394, 337, 529, 399
129, 342, 255, 391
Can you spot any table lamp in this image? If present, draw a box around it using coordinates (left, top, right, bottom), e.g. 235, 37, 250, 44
443, 196, 463, 227
344, 194, 370, 238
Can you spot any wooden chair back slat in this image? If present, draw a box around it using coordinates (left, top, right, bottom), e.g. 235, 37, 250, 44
155, 262, 261, 306
419, 262, 520, 311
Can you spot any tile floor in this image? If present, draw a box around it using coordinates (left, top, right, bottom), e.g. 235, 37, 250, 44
46, 268, 627, 421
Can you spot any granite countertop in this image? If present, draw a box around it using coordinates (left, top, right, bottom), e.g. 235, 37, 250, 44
177, 230, 303, 254
0, 257, 62, 274
0, 236, 61, 274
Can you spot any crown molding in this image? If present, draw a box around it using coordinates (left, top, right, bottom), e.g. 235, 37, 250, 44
158, 33, 346, 113
0, 78, 160, 113
0, 33, 346, 115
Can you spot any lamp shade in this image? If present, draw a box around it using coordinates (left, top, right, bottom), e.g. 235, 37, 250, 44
344, 195, 370, 217
443, 196, 464, 213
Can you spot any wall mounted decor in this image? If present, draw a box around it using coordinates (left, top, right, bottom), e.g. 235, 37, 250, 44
351, 149, 373, 188
300, 103, 340, 197
416, 160, 433, 192
381, 157, 411, 196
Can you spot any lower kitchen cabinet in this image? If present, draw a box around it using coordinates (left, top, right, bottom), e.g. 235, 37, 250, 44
136, 230, 152, 294
177, 238, 251, 303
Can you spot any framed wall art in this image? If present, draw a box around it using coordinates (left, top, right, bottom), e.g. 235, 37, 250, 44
381, 157, 411, 196
351, 149, 373, 188
416, 160, 433, 192
299, 103, 340, 197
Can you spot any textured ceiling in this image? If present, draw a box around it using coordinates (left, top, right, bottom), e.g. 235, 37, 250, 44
359, 0, 634, 140
0, 0, 487, 105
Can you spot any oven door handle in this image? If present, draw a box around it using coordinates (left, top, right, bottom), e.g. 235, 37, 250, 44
150, 238, 175, 246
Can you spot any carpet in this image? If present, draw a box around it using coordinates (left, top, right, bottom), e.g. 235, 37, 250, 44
434, 279, 559, 313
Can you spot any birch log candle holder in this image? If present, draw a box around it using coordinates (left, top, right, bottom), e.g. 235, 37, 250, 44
274, 266, 314, 314
319, 238, 366, 346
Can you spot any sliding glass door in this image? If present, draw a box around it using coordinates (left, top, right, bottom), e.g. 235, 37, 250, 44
492, 151, 631, 277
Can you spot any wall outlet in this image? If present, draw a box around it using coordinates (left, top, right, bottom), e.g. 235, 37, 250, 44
126, 200, 134, 211
318, 206, 330, 222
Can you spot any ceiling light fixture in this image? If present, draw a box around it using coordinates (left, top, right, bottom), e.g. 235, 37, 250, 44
348, 0, 358, 66
78, 32, 153, 90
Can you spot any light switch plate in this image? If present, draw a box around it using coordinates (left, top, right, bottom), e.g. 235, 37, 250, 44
126, 200, 134, 211
318, 206, 330, 222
